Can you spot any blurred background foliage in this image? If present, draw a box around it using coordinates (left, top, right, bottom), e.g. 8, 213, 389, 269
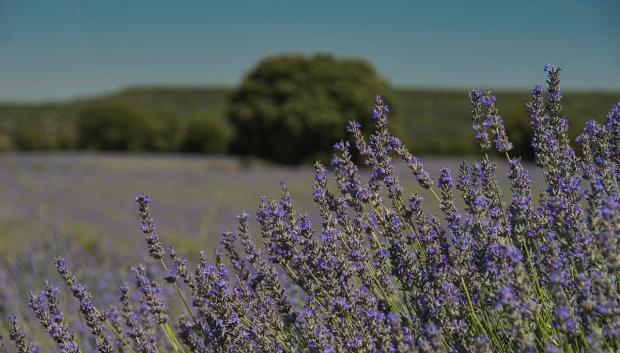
228, 53, 394, 164
0, 53, 618, 164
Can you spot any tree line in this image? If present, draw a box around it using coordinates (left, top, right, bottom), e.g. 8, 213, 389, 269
1, 53, 618, 164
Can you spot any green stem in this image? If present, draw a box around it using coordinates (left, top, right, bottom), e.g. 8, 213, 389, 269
94, 307, 138, 353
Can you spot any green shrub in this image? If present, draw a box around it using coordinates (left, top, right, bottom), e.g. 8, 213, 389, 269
77, 103, 182, 151
13, 118, 76, 151
182, 112, 232, 153
142, 111, 184, 152
13, 122, 56, 150
227, 53, 395, 164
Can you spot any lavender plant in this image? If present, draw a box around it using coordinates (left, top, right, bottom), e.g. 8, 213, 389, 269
2, 66, 619, 352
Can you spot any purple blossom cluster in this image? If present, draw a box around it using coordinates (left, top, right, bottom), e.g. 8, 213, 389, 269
2, 66, 619, 353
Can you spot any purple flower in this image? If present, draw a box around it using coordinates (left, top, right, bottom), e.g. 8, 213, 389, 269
135, 192, 165, 260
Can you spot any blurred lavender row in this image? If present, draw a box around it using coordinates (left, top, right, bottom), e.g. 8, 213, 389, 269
0, 153, 544, 257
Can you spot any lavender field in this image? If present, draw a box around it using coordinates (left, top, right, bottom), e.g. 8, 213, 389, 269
0, 151, 550, 352
0, 153, 543, 258
1, 68, 618, 352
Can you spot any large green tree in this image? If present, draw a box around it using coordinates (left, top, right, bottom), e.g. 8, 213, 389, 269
228, 53, 394, 164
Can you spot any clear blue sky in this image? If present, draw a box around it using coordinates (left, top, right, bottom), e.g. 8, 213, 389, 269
1, 0, 618, 101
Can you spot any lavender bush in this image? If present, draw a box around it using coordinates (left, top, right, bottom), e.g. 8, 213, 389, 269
1, 65, 619, 352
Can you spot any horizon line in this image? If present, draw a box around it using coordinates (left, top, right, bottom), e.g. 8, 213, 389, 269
2, 83, 619, 105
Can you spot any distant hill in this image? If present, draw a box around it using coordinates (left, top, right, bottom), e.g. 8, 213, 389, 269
0, 87, 231, 122
0, 87, 617, 157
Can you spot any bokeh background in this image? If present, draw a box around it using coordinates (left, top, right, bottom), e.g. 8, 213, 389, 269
0, 0, 618, 257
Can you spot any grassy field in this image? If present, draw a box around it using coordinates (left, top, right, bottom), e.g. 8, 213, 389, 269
0, 87, 617, 155
0, 153, 545, 258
